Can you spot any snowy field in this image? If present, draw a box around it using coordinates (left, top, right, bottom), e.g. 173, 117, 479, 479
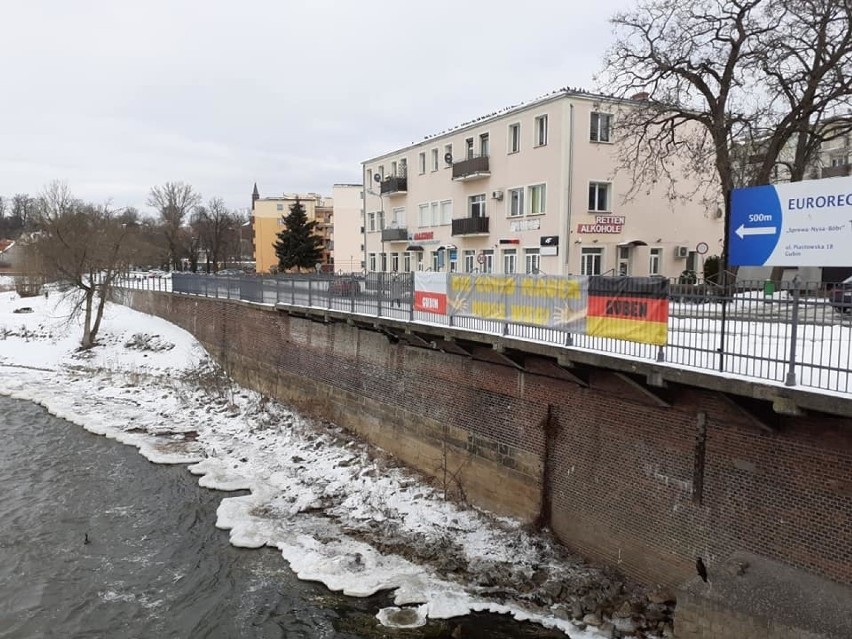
0, 288, 649, 638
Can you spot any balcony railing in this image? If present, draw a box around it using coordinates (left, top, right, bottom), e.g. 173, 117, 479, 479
452, 216, 490, 236
381, 226, 409, 242
821, 164, 851, 179
380, 176, 408, 195
452, 155, 490, 181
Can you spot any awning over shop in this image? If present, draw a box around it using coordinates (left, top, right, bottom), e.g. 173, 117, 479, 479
617, 239, 648, 247
405, 245, 424, 251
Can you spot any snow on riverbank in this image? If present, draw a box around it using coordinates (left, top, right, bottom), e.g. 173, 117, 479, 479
0, 289, 654, 638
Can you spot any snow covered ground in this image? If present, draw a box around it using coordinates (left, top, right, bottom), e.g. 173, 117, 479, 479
0, 288, 655, 638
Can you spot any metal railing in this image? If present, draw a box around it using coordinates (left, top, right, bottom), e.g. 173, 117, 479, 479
452, 154, 490, 180
451, 216, 490, 235
120, 272, 852, 396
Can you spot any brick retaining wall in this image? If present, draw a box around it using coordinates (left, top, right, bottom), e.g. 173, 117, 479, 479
122, 291, 852, 591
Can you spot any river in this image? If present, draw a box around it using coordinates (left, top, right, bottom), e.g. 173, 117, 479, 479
0, 396, 563, 638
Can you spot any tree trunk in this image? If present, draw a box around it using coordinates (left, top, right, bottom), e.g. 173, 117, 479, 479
80, 288, 95, 349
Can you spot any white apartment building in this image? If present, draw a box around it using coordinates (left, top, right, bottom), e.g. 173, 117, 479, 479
361, 88, 723, 278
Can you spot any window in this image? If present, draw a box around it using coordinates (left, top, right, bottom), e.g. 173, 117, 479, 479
440, 200, 452, 225
535, 114, 548, 146
508, 123, 520, 153
403, 252, 411, 272
463, 250, 476, 273
590, 112, 612, 142
418, 152, 426, 174
431, 201, 440, 226
649, 248, 662, 275
525, 248, 541, 274
480, 132, 489, 157
431, 251, 439, 271
377, 211, 386, 230
444, 143, 453, 167
502, 249, 517, 274
366, 169, 372, 185
378, 165, 384, 178
391, 207, 406, 227
391, 161, 397, 176
588, 182, 610, 211
431, 148, 439, 171
390, 252, 399, 272
529, 184, 546, 214
369, 253, 376, 272
465, 137, 474, 159
368, 211, 376, 232
399, 158, 407, 176
418, 203, 429, 227
581, 248, 603, 275
508, 188, 524, 217
276, 203, 284, 211
480, 249, 494, 273
380, 253, 388, 272
469, 194, 486, 218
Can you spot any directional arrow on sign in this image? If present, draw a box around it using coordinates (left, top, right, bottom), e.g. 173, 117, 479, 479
735, 223, 777, 239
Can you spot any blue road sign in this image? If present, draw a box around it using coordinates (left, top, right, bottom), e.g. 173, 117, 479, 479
729, 176, 852, 267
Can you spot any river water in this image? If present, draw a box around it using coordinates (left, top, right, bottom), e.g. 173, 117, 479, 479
0, 396, 563, 639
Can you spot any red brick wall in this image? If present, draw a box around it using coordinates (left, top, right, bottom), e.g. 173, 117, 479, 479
123, 291, 852, 588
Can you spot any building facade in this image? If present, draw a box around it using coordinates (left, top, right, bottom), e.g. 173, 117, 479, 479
361, 89, 723, 278
252, 186, 334, 273
330, 184, 363, 273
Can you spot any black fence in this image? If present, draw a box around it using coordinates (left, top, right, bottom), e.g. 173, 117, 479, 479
120, 272, 852, 396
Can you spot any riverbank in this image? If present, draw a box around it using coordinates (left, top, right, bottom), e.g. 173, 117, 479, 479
0, 287, 674, 638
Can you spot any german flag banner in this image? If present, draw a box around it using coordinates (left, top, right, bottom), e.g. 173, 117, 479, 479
586, 276, 669, 345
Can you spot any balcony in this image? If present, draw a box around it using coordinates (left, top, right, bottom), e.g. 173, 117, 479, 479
380, 176, 407, 196
452, 216, 489, 236
381, 226, 409, 242
821, 164, 851, 179
452, 154, 490, 181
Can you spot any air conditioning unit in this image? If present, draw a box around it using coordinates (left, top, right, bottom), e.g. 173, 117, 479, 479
492, 190, 504, 200
675, 246, 689, 258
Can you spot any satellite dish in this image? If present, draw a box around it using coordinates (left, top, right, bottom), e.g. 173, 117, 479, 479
373, 173, 382, 183
444, 152, 453, 165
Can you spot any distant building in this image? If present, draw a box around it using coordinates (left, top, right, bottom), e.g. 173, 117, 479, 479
361, 87, 723, 278
251, 185, 333, 273
330, 184, 363, 273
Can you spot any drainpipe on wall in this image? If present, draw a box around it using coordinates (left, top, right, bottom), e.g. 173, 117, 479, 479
361, 166, 368, 273
564, 102, 575, 275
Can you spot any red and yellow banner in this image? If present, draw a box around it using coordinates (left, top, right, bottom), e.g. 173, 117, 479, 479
586, 277, 669, 345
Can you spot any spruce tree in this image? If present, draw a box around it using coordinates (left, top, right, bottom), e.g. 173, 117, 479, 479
273, 197, 323, 271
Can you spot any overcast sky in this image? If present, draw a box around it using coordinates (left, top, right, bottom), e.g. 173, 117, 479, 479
1, 0, 632, 215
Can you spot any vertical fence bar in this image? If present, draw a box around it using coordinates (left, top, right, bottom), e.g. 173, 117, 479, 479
785, 276, 801, 387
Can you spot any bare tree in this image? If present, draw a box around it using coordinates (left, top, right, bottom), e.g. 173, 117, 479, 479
190, 197, 236, 272
601, 0, 852, 271
29, 181, 139, 349
146, 182, 201, 270
11, 193, 37, 231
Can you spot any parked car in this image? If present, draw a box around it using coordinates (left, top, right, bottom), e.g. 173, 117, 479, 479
217, 269, 244, 276
328, 278, 361, 296
829, 276, 852, 313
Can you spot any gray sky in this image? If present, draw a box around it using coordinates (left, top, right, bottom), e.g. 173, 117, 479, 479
1, 0, 631, 215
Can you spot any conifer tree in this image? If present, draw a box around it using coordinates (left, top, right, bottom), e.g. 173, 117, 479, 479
273, 197, 323, 271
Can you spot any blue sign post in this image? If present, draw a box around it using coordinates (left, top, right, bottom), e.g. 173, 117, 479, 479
729, 176, 852, 267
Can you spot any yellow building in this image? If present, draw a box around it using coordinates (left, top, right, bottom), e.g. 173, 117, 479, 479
252, 184, 334, 273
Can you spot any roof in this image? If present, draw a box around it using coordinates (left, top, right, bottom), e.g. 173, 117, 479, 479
362, 86, 624, 164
